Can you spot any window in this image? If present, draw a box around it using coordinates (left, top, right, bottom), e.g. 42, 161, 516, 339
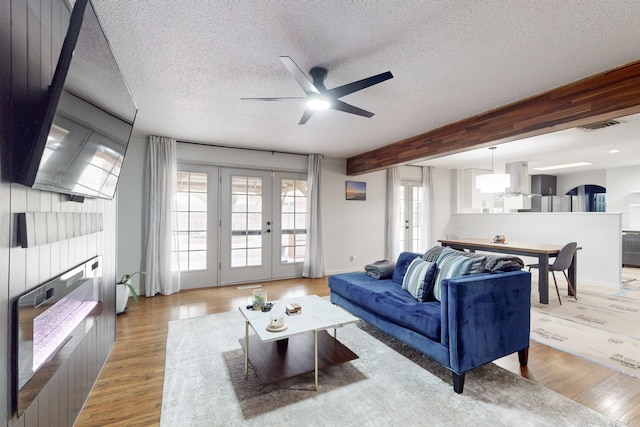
280, 178, 307, 263
175, 171, 208, 271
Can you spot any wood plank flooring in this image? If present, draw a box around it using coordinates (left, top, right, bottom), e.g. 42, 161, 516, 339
73, 277, 640, 426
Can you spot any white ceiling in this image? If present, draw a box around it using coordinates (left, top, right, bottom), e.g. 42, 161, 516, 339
92, 0, 640, 171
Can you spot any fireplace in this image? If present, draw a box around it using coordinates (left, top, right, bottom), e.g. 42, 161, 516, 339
13, 256, 103, 416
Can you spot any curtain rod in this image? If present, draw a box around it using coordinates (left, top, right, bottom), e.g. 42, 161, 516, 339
176, 140, 317, 158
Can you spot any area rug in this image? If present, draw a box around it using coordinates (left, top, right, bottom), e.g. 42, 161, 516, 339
530, 288, 640, 378
160, 310, 621, 426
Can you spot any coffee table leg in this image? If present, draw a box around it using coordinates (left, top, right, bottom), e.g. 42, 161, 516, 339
314, 329, 318, 391
245, 320, 249, 378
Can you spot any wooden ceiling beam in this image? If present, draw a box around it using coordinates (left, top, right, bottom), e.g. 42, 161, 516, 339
346, 59, 640, 175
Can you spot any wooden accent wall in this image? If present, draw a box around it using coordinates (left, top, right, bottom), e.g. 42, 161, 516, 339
1, 0, 117, 426
347, 60, 640, 175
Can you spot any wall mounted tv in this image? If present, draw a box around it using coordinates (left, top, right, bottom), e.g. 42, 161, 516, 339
16, 0, 137, 200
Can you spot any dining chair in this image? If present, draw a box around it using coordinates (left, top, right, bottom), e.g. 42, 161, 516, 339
527, 242, 578, 305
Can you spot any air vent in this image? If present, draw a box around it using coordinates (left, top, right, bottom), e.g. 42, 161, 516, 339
577, 120, 621, 131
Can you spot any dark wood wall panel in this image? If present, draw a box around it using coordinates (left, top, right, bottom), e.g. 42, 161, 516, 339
0, 0, 12, 423
347, 60, 640, 175
2, 0, 118, 426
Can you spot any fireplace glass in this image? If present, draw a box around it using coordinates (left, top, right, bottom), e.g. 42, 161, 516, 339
14, 256, 103, 415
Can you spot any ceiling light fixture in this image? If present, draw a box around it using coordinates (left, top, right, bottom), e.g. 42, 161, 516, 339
475, 147, 511, 193
306, 97, 331, 111
609, 149, 620, 154
533, 162, 593, 171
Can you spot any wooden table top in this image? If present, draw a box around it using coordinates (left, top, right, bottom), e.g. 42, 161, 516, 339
437, 238, 580, 255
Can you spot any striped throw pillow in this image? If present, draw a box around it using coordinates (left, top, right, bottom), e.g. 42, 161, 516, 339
402, 257, 437, 302
432, 247, 483, 301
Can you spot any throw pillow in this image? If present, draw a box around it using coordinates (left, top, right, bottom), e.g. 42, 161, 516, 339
392, 252, 423, 284
422, 245, 444, 262
402, 258, 437, 302
432, 247, 484, 301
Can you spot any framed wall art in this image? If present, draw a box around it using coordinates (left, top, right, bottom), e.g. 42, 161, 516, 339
345, 181, 366, 200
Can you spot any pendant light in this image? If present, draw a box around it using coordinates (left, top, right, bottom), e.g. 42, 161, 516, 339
475, 147, 511, 193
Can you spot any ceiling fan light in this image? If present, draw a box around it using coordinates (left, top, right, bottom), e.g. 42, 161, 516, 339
307, 98, 331, 111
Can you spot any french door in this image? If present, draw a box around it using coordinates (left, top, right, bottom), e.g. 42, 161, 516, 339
219, 168, 307, 284
398, 181, 423, 252
174, 165, 219, 289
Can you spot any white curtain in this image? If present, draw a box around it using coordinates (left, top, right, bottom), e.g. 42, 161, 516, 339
421, 166, 435, 250
303, 154, 324, 278
385, 167, 401, 261
143, 136, 180, 296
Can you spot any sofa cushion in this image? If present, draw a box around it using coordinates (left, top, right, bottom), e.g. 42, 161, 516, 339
402, 258, 437, 302
422, 245, 444, 262
328, 272, 441, 341
391, 251, 423, 284
433, 247, 485, 301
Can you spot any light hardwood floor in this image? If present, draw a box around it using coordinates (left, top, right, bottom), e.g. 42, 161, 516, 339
74, 277, 640, 426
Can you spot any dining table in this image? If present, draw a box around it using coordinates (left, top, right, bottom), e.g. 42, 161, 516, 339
437, 238, 580, 304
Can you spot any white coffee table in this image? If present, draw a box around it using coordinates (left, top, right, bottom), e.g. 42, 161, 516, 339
238, 294, 359, 390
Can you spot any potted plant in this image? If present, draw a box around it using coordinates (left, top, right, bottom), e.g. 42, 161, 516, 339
116, 271, 144, 314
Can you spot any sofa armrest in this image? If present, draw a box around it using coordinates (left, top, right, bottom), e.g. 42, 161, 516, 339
441, 270, 531, 374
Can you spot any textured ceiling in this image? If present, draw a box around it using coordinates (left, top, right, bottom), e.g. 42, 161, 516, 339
92, 0, 640, 170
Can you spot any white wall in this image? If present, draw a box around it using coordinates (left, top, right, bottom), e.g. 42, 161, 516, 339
322, 158, 386, 274
117, 136, 146, 288
606, 165, 640, 230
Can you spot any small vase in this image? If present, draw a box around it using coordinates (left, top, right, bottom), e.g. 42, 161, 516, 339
252, 289, 267, 310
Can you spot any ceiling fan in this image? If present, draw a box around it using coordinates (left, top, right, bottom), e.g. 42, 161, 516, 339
242, 56, 393, 125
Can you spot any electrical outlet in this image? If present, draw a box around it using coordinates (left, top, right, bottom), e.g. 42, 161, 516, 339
350, 255, 356, 262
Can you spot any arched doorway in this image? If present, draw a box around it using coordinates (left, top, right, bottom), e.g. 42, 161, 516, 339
566, 185, 606, 212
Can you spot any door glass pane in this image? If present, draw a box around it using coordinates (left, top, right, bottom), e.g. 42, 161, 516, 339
190, 251, 206, 270
397, 182, 423, 252
282, 213, 294, 229
231, 213, 247, 230
399, 185, 406, 251
177, 212, 189, 231
247, 213, 262, 230
190, 212, 207, 231
412, 185, 422, 251
247, 248, 262, 266
189, 173, 207, 192
231, 249, 247, 267
174, 171, 208, 271
280, 178, 307, 264
189, 232, 207, 250
247, 235, 262, 248
232, 235, 247, 249
190, 193, 207, 211
230, 175, 264, 269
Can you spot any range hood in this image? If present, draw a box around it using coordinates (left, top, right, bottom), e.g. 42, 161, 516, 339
505, 162, 531, 195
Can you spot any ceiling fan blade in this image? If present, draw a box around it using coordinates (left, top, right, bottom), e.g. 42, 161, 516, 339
328, 71, 393, 99
241, 97, 306, 101
331, 100, 374, 118
298, 109, 315, 125
279, 56, 320, 95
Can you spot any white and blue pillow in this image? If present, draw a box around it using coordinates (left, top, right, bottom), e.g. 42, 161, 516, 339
402, 257, 438, 302
432, 247, 484, 301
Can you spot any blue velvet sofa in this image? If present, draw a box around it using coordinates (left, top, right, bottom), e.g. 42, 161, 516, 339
328, 250, 531, 393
